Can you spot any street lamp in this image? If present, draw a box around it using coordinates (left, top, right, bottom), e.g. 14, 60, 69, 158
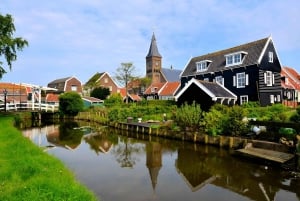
3, 89, 7, 112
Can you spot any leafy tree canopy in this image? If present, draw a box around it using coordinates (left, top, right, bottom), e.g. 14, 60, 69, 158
59, 92, 84, 117
0, 13, 28, 79
90, 87, 110, 100
115, 62, 136, 104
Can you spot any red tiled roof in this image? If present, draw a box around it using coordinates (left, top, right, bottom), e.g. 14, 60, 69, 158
144, 82, 165, 94
0, 82, 29, 102
159, 82, 180, 96
129, 94, 142, 101
281, 67, 300, 90
46, 93, 59, 102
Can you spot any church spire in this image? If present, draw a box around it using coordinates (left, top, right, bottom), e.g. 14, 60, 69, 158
146, 33, 162, 58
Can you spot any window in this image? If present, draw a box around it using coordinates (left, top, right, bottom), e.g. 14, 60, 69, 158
203, 78, 209, 82
270, 95, 274, 104
268, 51, 273, 63
236, 72, 247, 88
215, 76, 224, 85
71, 85, 77, 91
264, 71, 274, 86
151, 87, 158, 93
104, 78, 108, 83
240, 95, 248, 105
196, 60, 211, 72
225, 51, 247, 67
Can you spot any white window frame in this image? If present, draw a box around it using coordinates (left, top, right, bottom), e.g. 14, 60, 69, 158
268, 51, 273, 63
240, 95, 248, 105
215, 76, 224, 85
270, 95, 274, 104
71, 85, 77, 91
265, 71, 273, 86
203, 78, 209, 82
236, 72, 246, 88
225, 51, 247, 67
196, 60, 211, 72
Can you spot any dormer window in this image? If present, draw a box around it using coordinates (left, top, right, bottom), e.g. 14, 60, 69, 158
225, 51, 247, 67
196, 60, 212, 72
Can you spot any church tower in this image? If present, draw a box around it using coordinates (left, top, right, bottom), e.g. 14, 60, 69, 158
146, 33, 162, 83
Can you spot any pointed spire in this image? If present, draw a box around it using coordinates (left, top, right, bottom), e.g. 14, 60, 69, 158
146, 32, 162, 58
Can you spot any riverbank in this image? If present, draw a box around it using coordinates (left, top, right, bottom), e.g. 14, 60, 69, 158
0, 114, 98, 201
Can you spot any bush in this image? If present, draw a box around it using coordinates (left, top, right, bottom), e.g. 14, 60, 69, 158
173, 101, 202, 131
226, 105, 249, 136
202, 107, 228, 136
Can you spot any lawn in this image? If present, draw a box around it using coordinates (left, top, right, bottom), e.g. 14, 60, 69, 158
0, 114, 98, 201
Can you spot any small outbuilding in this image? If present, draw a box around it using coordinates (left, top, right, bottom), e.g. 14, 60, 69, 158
175, 78, 237, 111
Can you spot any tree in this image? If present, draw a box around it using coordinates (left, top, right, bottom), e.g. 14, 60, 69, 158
115, 62, 136, 104
0, 14, 28, 79
90, 87, 110, 100
59, 92, 84, 117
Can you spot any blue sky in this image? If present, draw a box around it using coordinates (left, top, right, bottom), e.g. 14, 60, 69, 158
1, 0, 300, 87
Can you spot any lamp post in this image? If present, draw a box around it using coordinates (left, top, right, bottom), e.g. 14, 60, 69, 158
3, 89, 7, 112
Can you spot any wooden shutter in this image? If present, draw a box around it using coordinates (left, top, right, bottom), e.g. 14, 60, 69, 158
246, 74, 249, 85
233, 76, 236, 87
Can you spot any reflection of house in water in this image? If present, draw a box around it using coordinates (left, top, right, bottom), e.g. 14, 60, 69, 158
175, 145, 300, 200
146, 141, 162, 192
46, 127, 82, 150
175, 148, 218, 192
83, 133, 113, 155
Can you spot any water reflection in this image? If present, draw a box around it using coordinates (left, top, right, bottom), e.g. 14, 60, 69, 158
23, 122, 300, 201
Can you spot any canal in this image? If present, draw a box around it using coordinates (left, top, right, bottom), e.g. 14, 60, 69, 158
22, 121, 300, 201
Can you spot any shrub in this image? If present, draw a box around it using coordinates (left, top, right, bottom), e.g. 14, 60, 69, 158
202, 108, 228, 136
173, 101, 202, 131
226, 105, 249, 136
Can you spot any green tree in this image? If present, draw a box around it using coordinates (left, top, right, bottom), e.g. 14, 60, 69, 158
115, 62, 136, 104
90, 87, 110, 100
59, 92, 84, 117
0, 14, 28, 79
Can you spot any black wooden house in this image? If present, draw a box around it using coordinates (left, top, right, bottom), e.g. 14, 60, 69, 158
176, 36, 282, 107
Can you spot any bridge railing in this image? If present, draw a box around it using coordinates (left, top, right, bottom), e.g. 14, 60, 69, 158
0, 102, 59, 112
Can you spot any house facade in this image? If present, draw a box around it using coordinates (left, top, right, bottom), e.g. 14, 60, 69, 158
47, 76, 83, 94
84, 72, 120, 96
179, 36, 282, 106
281, 67, 300, 108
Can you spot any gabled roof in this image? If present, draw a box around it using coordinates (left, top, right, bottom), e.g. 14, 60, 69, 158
175, 78, 237, 101
161, 67, 182, 82
48, 77, 71, 85
146, 33, 162, 58
118, 88, 142, 101
281, 67, 300, 90
181, 36, 274, 77
85, 72, 105, 87
47, 76, 81, 92
159, 82, 181, 96
143, 82, 166, 95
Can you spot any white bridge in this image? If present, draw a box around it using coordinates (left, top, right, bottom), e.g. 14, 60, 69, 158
0, 82, 59, 113
0, 102, 59, 112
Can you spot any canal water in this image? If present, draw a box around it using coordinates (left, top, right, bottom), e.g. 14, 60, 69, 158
22, 121, 300, 201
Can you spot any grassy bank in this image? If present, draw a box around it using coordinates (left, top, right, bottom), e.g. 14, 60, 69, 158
0, 114, 98, 201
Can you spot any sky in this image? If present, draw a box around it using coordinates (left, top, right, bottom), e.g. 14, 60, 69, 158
1, 0, 300, 87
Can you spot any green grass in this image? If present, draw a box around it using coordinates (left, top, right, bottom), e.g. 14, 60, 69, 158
0, 114, 98, 201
